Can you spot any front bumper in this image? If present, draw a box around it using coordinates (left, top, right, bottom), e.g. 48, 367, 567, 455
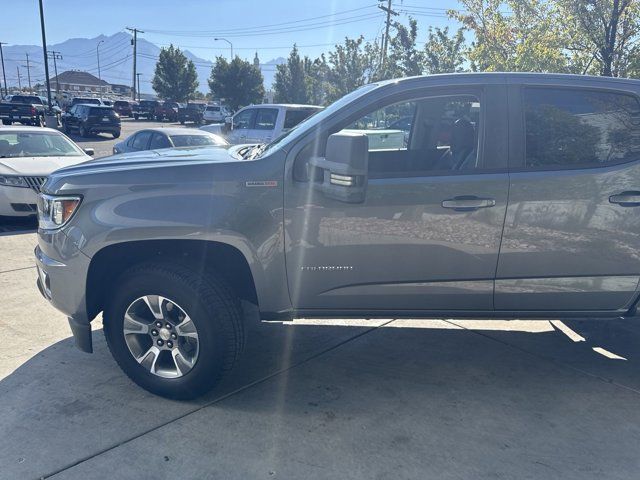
0, 185, 38, 216
35, 233, 93, 353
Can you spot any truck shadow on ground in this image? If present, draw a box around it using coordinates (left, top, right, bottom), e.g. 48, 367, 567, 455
1, 318, 640, 479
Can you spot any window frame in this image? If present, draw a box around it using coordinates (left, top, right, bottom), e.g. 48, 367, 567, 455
233, 108, 257, 130
512, 84, 640, 173
290, 86, 496, 181
253, 107, 279, 131
149, 132, 172, 150
131, 130, 153, 151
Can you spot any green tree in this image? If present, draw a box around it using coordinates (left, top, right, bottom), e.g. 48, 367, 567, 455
451, 0, 571, 72
423, 26, 467, 73
208, 56, 265, 111
380, 18, 423, 79
152, 45, 199, 101
558, 0, 640, 77
305, 54, 331, 105
274, 45, 309, 103
326, 36, 376, 102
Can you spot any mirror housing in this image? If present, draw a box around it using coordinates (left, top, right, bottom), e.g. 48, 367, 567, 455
310, 132, 368, 203
83, 148, 95, 156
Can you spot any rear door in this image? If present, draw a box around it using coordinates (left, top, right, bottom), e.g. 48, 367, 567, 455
496, 83, 640, 312
249, 107, 279, 143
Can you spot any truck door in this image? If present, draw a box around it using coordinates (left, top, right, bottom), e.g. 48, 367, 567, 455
284, 85, 510, 312
249, 107, 279, 143
496, 84, 640, 312
228, 108, 256, 144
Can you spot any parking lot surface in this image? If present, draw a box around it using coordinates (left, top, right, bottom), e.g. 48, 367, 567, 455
2, 231, 640, 479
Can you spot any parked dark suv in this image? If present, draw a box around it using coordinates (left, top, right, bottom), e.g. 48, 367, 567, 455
36, 73, 640, 399
62, 104, 121, 138
113, 100, 134, 117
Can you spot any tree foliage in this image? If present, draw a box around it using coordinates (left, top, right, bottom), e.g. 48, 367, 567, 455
273, 45, 308, 103
423, 26, 467, 74
152, 45, 199, 101
208, 56, 265, 111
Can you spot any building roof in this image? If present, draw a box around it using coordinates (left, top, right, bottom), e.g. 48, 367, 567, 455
49, 70, 110, 87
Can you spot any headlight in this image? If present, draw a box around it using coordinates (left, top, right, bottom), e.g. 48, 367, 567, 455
37, 194, 82, 230
0, 175, 29, 188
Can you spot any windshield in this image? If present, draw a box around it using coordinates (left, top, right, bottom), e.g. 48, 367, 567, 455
0, 131, 83, 158
259, 84, 378, 157
170, 134, 227, 147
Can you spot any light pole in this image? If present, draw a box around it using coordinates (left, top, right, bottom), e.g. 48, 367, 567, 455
214, 38, 233, 60
96, 39, 104, 99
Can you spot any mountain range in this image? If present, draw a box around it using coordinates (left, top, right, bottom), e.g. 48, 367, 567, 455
1, 32, 285, 94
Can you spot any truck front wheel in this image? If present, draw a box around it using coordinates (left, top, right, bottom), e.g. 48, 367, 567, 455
103, 262, 243, 399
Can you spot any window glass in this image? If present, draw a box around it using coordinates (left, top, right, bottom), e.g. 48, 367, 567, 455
335, 95, 481, 177
284, 108, 319, 129
254, 108, 278, 130
524, 88, 640, 168
131, 131, 152, 150
149, 133, 171, 149
233, 109, 256, 129
170, 134, 226, 147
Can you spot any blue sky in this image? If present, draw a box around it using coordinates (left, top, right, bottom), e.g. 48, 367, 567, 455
2, 0, 461, 62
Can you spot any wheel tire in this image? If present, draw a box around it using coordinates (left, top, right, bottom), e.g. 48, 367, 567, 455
180, 120, 185, 125
134, 114, 139, 120
1, 119, 11, 125
103, 262, 244, 399
79, 126, 88, 138
37, 115, 45, 127
112, 130, 121, 139
63, 123, 70, 134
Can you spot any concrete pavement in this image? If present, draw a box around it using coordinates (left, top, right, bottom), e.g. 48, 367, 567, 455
1, 232, 640, 479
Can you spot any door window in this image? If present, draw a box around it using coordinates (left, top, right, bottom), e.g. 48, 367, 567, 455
149, 133, 171, 149
233, 109, 256, 130
254, 108, 278, 130
340, 95, 482, 177
131, 131, 152, 150
524, 88, 640, 169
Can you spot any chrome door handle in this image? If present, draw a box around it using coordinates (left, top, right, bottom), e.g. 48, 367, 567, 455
441, 196, 496, 212
609, 191, 640, 206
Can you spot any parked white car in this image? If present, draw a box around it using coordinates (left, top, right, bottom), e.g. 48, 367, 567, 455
202, 104, 231, 124
0, 126, 92, 217
201, 104, 322, 144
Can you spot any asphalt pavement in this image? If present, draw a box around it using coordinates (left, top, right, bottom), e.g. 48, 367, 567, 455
1, 231, 640, 479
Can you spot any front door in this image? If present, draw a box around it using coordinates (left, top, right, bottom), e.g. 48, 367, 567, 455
285, 85, 510, 313
496, 84, 640, 312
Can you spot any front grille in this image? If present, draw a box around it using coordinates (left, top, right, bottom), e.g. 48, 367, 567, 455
23, 176, 47, 193
10, 203, 37, 212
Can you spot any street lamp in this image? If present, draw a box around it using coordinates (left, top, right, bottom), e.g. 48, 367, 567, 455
96, 40, 104, 99
214, 38, 233, 60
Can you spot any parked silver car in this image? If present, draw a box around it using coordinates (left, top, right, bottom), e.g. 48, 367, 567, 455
113, 127, 228, 154
36, 73, 640, 399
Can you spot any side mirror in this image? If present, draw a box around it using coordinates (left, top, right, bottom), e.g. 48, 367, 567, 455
309, 132, 368, 203
83, 148, 95, 156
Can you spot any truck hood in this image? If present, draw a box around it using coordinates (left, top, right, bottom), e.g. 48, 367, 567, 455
0, 155, 90, 176
52, 145, 245, 177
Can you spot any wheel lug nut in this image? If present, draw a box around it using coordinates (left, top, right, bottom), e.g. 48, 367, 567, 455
151, 329, 158, 336
167, 341, 173, 348
171, 333, 177, 340
165, 323, 172, 329
157, 339, 164, 347
155, 321, 162, 328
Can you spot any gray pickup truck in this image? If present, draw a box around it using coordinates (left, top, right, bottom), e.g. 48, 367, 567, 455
0, 95, 47, 126
35, 73, 640, 399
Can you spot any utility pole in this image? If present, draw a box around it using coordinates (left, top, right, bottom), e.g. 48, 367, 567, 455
0, 42, 7, 97
47, 50, 62, 97
136, 73, 142, 101
378, 0, 398, 68
126, 27, 144, 101
23, 53, 32, 90
96, 40, 104, 99
16, 66, 21, 90
39, 0, 53, 113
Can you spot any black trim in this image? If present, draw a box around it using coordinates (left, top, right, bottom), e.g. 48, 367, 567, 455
68, 316, 93, 353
